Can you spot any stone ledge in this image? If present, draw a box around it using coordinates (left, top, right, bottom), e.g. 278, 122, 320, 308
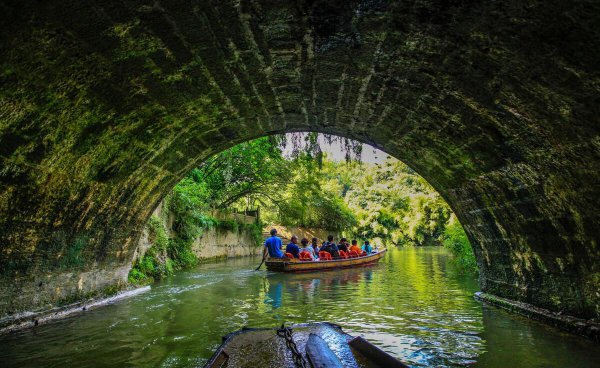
474, 292, 600, 342
0, 286, 150, 334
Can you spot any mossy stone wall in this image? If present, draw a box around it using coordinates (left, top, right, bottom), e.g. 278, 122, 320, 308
0, 1, 598, 319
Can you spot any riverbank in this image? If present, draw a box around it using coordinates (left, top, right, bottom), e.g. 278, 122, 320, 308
128, 199, 263, 284
0, 286, 150, 334
0, 197, 263, 323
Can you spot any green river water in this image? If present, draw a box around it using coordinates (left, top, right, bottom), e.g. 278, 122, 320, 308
1, 247, 599, 367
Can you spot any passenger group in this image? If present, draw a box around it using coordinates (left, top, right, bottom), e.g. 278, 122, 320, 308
263, 229, 377, 261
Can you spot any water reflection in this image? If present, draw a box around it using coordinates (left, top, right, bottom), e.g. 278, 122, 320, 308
254, 249, 485, 366
263, 267, 375, 312
264, 279, 283, 309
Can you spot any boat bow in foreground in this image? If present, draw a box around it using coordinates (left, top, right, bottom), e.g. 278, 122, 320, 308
204, 322, 408, 368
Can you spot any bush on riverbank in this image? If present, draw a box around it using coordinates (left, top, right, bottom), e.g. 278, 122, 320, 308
442, 215, 477, 273
128, 216, 175, 283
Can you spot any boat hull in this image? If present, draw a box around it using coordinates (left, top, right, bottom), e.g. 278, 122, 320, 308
265, 249, 386, 272
203, 322, 408, 368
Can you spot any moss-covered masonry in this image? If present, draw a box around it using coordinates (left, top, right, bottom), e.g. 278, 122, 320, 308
0, 1, 599, 320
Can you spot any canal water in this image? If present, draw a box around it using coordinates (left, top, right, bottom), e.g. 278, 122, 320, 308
1, 247, 599, 367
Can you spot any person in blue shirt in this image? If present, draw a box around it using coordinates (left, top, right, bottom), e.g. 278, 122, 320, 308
285, 235, 301, 258
321, 234, 340, 258
362, 240, 373, 254
264, 229, 284, 258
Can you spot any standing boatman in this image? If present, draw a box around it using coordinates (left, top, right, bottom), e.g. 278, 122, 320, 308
263, 228, 284, 258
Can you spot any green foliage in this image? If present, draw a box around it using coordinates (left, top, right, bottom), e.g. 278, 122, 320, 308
258, 151, 357, 230
275, 190, 357, 230
129, 213, 262, 284
147, 216, 168, 251
170, 181, 217, 241
320, 157, 452, 247
167, 238, 198, 269
243, 222, 263, 246
129, 216, 176, 284
218, 220, 239, 232
167, 136, 358, 231
128, 268, 147, 283
191, 137, 289, 209
442, 215, 477, 273
138, 254, 156, 275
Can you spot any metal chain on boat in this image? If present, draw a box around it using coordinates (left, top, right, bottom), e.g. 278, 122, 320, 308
277, 324, 308, 368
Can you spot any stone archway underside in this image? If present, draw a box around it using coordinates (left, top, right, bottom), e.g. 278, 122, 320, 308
0, 0, 599, 319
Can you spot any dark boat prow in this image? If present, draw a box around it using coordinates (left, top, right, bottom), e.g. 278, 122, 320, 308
349, 336, 410, 368
206, 350, 228, 368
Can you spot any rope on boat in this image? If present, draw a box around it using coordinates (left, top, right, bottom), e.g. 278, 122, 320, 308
277, 324, 308, 368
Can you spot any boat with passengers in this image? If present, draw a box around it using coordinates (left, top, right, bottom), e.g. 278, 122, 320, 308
265, 248, 387, 272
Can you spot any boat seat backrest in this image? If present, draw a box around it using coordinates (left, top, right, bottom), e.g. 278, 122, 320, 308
299, 252, 313, 261
318, 251, 332, 261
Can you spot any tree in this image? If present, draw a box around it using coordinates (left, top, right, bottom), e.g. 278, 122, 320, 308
321, 157, 452, 246
178, 136, 289, 210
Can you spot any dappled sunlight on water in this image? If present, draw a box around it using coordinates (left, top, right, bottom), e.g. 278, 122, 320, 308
1, 247, 599, 367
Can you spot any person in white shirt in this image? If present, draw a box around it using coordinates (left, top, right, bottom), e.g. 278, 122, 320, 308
299, 238, 317, 260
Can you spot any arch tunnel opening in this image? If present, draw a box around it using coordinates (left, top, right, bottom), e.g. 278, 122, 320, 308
128, 132, 477, 285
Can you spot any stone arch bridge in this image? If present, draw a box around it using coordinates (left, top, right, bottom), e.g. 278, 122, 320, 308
0, 0, 598, 321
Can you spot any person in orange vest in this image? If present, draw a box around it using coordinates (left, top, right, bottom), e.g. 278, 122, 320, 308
349, 239, 362, 254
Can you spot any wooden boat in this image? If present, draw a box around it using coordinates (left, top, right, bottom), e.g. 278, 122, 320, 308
265, 249, 387, 272
203, 322, 408, 368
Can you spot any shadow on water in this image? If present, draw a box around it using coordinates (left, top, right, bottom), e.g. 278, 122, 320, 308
0, 247, 599, 367
474, 305, 600, 367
